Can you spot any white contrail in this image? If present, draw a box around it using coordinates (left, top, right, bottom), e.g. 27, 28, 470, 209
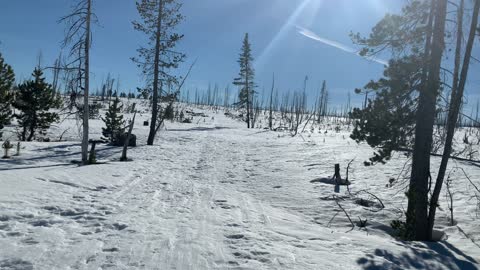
296, 26, 389, 66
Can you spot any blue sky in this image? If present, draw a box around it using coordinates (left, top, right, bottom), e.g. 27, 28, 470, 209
1, 0, 478, 109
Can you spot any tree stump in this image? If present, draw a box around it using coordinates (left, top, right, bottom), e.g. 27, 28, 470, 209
334, 164, 341, 182
333, 163, 349, 188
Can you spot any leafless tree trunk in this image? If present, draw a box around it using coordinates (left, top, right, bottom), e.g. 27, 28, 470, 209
408, 0, 447, 241
292, 91, 305, 136
121, 103, 137, 161
147, 0, 163, 145
81, 0, 91, 164
224, 85, 230, 109
60, 0, 94, 164
246, 70, 251, 129
269, 73, 275, 130
52, 54, 62, 94
427, 0, 479, 239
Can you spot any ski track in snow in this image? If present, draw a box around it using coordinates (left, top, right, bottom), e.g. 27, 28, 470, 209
0, 109, 479, 269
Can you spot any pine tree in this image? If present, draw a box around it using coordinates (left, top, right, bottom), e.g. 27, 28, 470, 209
132, 0, 185, 145
351, 0, 456, 240
350, 55, 422, 165
102, 96, 125, 143
14, 68, 61, 141
428, 0, 479, 239
0, 53, 15, 139
350, 0, 431, 165
233, 33, 255, 128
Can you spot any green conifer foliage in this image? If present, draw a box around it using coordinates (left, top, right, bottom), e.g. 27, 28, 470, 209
14, 68, 60, 141
233, 33, 255, 128
350, 55, 422, 165
102, 97, 125, 143
0, 53, 15, 139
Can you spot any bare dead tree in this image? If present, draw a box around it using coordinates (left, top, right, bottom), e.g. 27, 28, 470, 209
445, 169, 455, 226
269, 73, 275, 130
428, 0, 479, 237
251, 97, 261, 128
292, 91, 306, 136
334, 196, 355, 230
153, 59, 196, 135
60, 0, 95, 165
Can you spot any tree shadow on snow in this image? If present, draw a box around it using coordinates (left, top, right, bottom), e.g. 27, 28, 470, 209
0, 144, 122, 171
0, 163, 76, 171
357, 240, 478, 270
310, 177, 337, 185
34, 142, 80, 152
167, 126, 231, 132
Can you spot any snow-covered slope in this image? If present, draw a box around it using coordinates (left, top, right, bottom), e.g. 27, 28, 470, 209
0, 105, 479, 270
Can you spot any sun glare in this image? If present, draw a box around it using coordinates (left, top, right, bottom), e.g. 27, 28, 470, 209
255, 0, 324, 70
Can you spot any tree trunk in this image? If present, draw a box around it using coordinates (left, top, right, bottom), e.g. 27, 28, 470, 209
27, 114, 36, 142
269, 73, 274, 130
88, 141, 96, 164
428, 0, 479, 240
81, 0, 91, 165
334, 164, 341, 181
147, 0, 163, 145
407, 0, 447, 241
406, 0, 435, 239
21, 125, 27, 142
27, 124, 35, 141
121, 103, 137, 161
363, 92, 368, 110
246, 84, 251, 129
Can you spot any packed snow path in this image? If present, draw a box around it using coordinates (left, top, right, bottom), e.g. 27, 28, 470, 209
1, 112, 479, 269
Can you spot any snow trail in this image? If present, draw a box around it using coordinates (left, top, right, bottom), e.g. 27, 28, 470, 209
0, 111, 479, 269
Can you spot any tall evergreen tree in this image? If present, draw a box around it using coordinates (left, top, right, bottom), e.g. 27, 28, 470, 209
102, 96, 125, 143
350, 0, 451, 240
408, 0, 448, 241
233, 33, 255, 128
14, 68, 60, 141
132, 0, 185, 145
0, 53, 15, 139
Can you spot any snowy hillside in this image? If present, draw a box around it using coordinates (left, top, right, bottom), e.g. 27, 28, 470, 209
0, 102, 479, 270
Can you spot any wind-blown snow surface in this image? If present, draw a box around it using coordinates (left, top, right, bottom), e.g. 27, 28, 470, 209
0, 106, 479, 269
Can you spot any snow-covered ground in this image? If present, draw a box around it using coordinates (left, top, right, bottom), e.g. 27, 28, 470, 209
0, 103, 479, 269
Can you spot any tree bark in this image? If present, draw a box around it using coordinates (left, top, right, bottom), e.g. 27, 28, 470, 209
121, 103, 137, 161
269, 73, 274, 130
27, 114, 36, 142
408, 0, 447, 241
81, 0, 91, 164
427, 0, 479, 240
88, 140, 96, 164
246, 69, 251, 129
334, 164, 341, 181
406, 0, 435, 238
147, 0, 163, 145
